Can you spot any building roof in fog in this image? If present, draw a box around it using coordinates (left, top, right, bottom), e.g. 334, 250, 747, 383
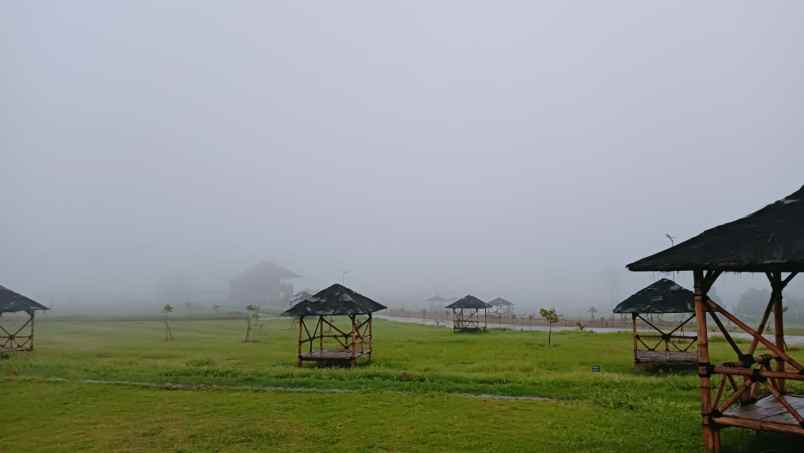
613, 279, 694, 314
487, 297, 513, 307
628, 185, 804, 273
282, 284, 386, 316
425, 295, 451, 302
230, 261, 301, 286
446, 295, 491, 310
0, 285, 49, 313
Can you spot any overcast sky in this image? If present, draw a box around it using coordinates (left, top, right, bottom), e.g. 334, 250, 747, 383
3, 2, 803, 312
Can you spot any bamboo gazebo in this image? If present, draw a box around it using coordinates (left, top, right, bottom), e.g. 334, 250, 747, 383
0, 285, 49, 353
613, 279, 697, 367
628, 185, 804, 451
446, 295, 491, 332
283, 284, 386, 367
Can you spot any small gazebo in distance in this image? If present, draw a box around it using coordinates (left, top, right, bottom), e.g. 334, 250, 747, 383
613, 279, 697, 367
283, 284, 386, 367
0, 285, 49, 353
628, 185, 804, 451
446, 295, 491, 332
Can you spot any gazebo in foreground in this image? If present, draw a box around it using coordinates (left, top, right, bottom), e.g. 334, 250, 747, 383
628, 185, 804, 451
613, 279, 697, 367
1, 285, 49, 353
446, 295, 490, 332
283, 284, 386, 367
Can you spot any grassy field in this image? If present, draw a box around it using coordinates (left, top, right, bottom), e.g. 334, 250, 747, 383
2, 318, 803, 452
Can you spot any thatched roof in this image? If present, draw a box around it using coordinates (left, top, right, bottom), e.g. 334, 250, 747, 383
282, 284, 386, 317
487, 297, 513, 307
446, 295, 491, 310
628, 185, 804, 273
0, 286, 49, 313
613, 279, 694, 314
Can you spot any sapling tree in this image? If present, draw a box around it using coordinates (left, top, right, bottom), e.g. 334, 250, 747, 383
539, 307, 559, 346
244, 304, 259, 342
162, 304, 175, 341
588, 306, 598, 320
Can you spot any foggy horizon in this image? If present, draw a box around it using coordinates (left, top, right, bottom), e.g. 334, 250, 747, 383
4, 2, 804, 316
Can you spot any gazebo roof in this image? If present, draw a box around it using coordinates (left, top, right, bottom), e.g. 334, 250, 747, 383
282, 284, 386, 317
0, 286, 49, 313
487, 297, 513, 307
446, 295, 491, 310
628, 185, 804, 273
613, 279, 694, 314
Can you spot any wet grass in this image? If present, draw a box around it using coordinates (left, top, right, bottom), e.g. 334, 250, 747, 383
1, 318, 802, 452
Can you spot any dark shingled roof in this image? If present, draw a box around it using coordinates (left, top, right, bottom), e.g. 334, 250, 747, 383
487, 297, 513, 307
613, 279, 694, 314
628, 185, 804, 272
446, 295, 491, 310
0, 286, 49, 313
282, 284, 386, 317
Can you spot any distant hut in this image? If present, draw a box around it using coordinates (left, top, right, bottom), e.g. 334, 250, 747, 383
229, 261, 300, 309
628, 185, 804, 450
487, 297, 514, 318
0, 285, 49, 352
446, 295, 491, 332
424, 295, 451, 317
613, 279, 697, 366
283, 284, 386, 367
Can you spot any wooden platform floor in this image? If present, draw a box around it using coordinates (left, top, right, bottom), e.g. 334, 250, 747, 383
299, 350, 368, 361
636, 350, 696, 363
724, 394, 804, 425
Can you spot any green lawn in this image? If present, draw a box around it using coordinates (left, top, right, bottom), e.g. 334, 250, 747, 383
2, 318, 802, 452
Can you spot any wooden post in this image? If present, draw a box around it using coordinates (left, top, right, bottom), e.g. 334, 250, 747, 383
297, 316, 304, 367
29, 310, 36, 352
368, 313, 373, 361
318, 316, 324, 354
694, 270, 718, 451
350, 315, 357, 367
770, 272, 786, 393
632, 313, 638, 364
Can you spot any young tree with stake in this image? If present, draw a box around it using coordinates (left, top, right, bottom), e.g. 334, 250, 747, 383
162, 304, 175, 341
244, 304, 259, 342
539, 307, 559, 346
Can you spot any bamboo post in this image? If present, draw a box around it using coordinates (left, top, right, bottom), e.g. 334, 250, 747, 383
368, 313, 373, 361
29, 310, 35, 352
318, 316, 324, 354
632, 313, 638, 364
694, 270, 718, 451
297, 317, 303, 367
770, 272, 786, 393
350, 315, 357, 367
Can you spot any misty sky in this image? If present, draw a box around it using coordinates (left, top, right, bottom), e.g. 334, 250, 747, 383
3, 2, 803, 312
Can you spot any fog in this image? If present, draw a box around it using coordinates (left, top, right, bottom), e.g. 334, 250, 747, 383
3, 2, 803, 316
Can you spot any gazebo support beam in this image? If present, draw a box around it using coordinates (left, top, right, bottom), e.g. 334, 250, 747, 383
694, 269, 720, 451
